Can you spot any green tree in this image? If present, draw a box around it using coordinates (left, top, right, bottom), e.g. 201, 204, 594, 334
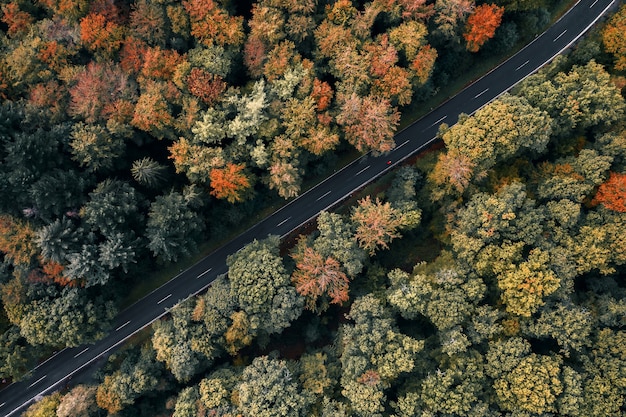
340, 295, 424, 416
146, 190, 204, 263
22, 392, 61, 417
96, 345, 164, 414
0, 326, 38, 381
315, 211, 367, 277
517, 60, 625, 137
36, 218, 82, 264
131, 157, 167, 188
69, 123, 125, 173
81, 179, 143, 239
430, 94, 552, 196
387, 253, 485, 331
227, 236, 303, 338
19, 287, 116, 347
236, 356, 312, 417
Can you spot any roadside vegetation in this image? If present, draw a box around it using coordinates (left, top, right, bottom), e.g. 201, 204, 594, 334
2, 0, 626, 416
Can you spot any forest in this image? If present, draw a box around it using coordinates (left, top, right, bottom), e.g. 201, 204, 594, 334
0, 0, 625, 415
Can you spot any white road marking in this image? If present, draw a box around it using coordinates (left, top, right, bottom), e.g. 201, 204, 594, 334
474, 88, 489, 99
1, 402, 6, 408
73, 348, 89, 358
355, 165, 370, 176
515, 60, 529, 71
590, 0, 599, 7
197, 268, 212, 279
395, 139, 410, 150
28, 376, 46, 389
553, 30, 567, 42
157, 294, 172, 304
115, 321, 131, 331
276, 216, 292, 227
315, 191, 331, 201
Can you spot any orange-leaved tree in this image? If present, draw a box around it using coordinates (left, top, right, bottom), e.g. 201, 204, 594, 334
602, 3, 626, 70
79, 12, 124, 56
463, 4, 504, 52
592, 171, 626, 212
209, 162, 251, 203
291, 241, 350, 311
0, 215, 38, 267
1, 2, 33, 36
182, 0, 244, 47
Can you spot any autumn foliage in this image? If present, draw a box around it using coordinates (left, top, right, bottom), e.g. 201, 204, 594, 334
291, 243, 350, 311
209, 163, 251, 203
0, 215, 37, 267
186, 68, 226, 105
182, 0, 244, 47
592, 172, 626, 212
1, 3, 34, 36
602, 3, 626, 70
464, 4, 504, 52
79, 12, 124, 55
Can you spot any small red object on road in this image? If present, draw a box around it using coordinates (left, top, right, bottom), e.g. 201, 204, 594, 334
387, 160, 392, 165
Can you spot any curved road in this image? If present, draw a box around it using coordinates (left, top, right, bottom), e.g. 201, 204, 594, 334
0, 0, 618, 414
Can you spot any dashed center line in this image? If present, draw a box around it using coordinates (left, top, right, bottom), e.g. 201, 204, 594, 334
515, 60, 530, 71
28, 376, 46, 389
316, 191, 332, 201
474, 88, 489, 99
553, 30, 567, 42
116, 321, 131, 331
590, 0, 599, 7
395, 139, 410, 150
157, 294, 172, 304
1, 402, 6, 408
197, 268, 212, 279
423, 115, 447, 131
73, 347, 89, 358
276, 216, 292, 227
355, 165, 370, 176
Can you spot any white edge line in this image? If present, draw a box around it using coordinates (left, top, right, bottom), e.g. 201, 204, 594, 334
157, 294, 172, 304
196, 268, 212, 279
315, 191, 332, 202
73, 348, 89, 358
27, 376, 46, 389
115, 321, 131, 331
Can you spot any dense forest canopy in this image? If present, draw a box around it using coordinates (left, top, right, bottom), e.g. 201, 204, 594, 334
1, 0, 626, 416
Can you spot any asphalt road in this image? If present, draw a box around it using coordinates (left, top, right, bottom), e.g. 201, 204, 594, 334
0, 0, 619, 414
